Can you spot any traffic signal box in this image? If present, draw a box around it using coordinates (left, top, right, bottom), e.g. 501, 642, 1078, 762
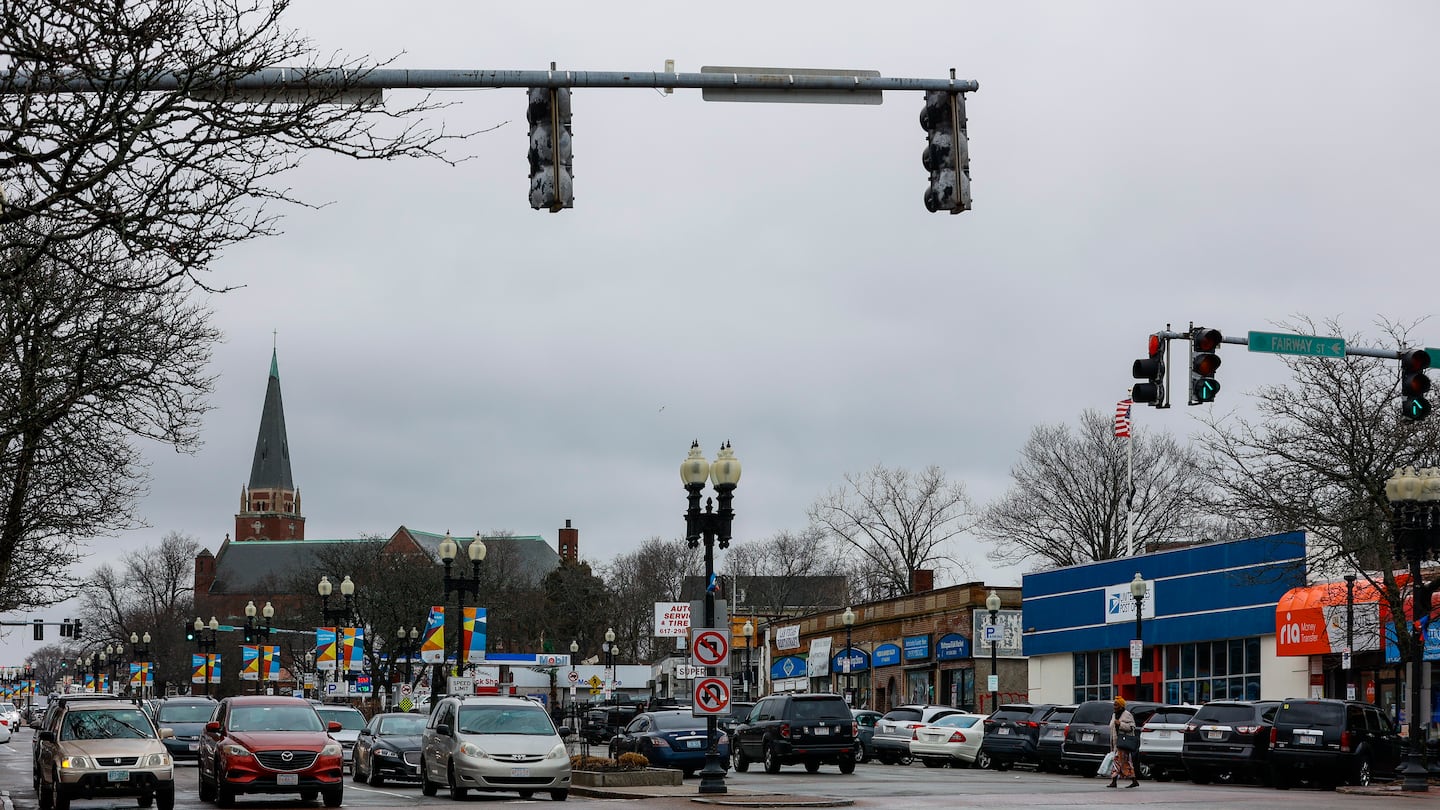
1132, 334, 1168, 407
1189, 328, 1223, 405
920, 91, 972, 214
1400, 349, 1432, 422
526, 87, 574, 212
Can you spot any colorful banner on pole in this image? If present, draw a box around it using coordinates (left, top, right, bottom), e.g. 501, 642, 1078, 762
462, 607, 487, 664
316, 627, 338, 672
241, 645, 260, 681
129, 663, 152, 688
191, 653, 222, 684
341, 627, 364, 672
263, 645, 280, 681
421, 606, 445, 663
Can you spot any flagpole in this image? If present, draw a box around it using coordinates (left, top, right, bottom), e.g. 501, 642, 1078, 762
1122, 386, 1138, 557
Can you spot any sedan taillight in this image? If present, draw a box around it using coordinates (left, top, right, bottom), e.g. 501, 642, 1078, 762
949, 731, 968, 744
1184, 723, 1198, 733
1235, 725, 1260, 735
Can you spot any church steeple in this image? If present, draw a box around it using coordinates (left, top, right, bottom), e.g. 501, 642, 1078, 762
236, 349, 305, 541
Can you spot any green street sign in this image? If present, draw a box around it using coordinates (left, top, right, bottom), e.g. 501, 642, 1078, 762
1247, 331, 1346, 358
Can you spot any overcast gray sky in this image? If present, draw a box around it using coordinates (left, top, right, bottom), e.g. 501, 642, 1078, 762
7, 0, 1440, 661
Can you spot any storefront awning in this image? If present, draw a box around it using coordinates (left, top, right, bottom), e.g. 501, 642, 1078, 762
1275, 579, 1388, 656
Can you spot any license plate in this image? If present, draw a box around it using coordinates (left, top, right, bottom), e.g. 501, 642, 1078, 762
510, 768, 530, 777
1296, 734, 1319, 745
188, 742, 199, 751
1044, 731, 1061, 739
814, 727, 829, 736
998, 727, 1011, 735
277, 773, 298, 786
1081, 732, 1095, 742
1156, 730, 1172, 739
1206, 731, 1224, 741
107, 771, 130, 783
687, 740, 703, 749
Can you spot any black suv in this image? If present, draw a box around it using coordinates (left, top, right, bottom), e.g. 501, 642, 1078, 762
1035, 704, 1076, 773
1180, 699, 1281, 784
731, 693, 856, 774
1269, 698, 1403, 788
979, 703, 1056, 770
1060, 700, 1158, 776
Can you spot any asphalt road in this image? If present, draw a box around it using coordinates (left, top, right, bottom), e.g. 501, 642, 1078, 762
0, 727, 1423, 810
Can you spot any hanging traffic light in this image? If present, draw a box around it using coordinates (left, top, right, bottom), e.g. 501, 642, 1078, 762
526, 87, 574, 212
1189, 327, 1223, 405
920, 91, 972, 214
72, 619, 82, 639
1131, 333, 1168, 408
32, 620, 42, 641
184, 623, 196, 642
1400, 349, 1432, 422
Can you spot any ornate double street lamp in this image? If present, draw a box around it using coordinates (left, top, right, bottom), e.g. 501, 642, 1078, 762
681, 440, 742, 796
436, 531, 486, 704
103, 644, 120, 691
193, 617, 220, 697
244, 601, 276, 694
395, 626, 422, 688
319, 575, 358, 696
1386, 465, 1440, 792
985, 590, 1001, 712
130, 632, 152, 699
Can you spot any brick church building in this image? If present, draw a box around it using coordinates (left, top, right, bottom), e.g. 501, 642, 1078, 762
191, 350, 580, 637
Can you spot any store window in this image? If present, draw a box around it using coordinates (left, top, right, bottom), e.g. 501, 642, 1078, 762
1160, 639, 1261, 704
1072, 651, 1115, 702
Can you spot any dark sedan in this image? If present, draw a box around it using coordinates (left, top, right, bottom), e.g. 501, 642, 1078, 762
609, 710, 730, 777
352, 712, 426, 786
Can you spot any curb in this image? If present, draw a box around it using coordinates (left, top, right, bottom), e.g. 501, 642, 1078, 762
570, 786, 852, 806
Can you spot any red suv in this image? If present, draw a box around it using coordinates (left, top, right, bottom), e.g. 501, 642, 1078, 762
197, 696, 344, 807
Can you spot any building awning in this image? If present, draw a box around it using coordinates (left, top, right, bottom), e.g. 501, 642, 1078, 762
1275, 579, 1390, 656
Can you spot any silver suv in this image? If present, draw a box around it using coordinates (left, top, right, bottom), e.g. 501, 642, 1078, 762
420, 695, 571, 801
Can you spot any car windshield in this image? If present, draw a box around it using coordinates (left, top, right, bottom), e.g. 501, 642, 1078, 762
230, 705, 324, 732
61, 708, 155, 740
158, 704, 215, 723
457, 706, 555, 736
377, 715, 426, 736
934, 714, 981, 728
317, 709, 366, 730
651, 713, 704, 732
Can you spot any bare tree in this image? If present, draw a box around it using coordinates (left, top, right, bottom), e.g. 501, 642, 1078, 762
599, 537, 702, 663
0, 0, 460, 292
78, 531, 199, 695
0, 239, 215, 610
806, 464, 974, 600
541, 560, 612, 659
1194, 317, 1440, 664
976, 409, 1216, 570
725, 527, 851, 613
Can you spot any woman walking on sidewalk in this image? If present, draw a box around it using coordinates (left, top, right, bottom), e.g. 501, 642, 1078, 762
1106, 697, 1140, 789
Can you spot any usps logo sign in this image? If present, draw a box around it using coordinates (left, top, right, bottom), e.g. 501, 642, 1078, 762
1104, 581, 1157, 624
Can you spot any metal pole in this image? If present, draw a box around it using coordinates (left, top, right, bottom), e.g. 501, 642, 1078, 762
698, 528, 725, 794
1345, 575, 1357, 700
988, 609, 998, 713
1402, 553, 1431, 792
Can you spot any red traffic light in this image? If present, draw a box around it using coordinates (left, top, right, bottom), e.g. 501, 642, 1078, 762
1193, 353, 1222, 377
1194, 329, 1223, 353
1401, 349, 1432, 374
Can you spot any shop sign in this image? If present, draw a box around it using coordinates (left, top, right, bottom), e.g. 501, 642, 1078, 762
936, 633, 970, 661
903, 635, 930, 661
769, 655, 807, 679
831, 647, 869, 674
872, 644, 901, 667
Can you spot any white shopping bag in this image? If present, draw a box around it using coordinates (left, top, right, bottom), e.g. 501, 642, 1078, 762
1097, 751, 1116, 777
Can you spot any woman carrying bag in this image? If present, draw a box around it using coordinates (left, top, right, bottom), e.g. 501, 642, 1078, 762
1107, 697, 1140, 789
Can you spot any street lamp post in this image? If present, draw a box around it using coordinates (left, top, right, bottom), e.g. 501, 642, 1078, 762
985, 590, 1001, 712
104, 644, 120, 692
193, 617, 220, 697
603, 627, 616, 684
742, 620, 755, 701
319, 575, 359, 697
395, 626, 422, 690
129, 632, 151, 700
841, 608, 855, 704
1344, 574, 1357, 700
1385, 466, 1440, 792
681, 440, 742, 796
1131, 573, 1148, 700
245, 600, 276, 695
304, 652, 315, 701
437, 531, 486, 705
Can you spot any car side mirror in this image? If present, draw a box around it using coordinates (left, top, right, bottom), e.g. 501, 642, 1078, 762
159, 727, 175, 739
39, 730, 56, 743
559, 726, 574, 737
327, 721, 342, 733
436, 723, 452, 737
205, 721, 221, 733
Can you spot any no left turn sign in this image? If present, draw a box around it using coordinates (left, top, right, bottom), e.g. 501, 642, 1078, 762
692, 676, 731, 716
691, 628, 730, 668
567, 669, 579, 683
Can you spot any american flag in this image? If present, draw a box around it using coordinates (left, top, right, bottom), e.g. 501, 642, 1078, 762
1114, 398, 1133, 438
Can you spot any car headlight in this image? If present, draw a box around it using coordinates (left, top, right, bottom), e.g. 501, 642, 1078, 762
374, 748, 399, 758
458, 742, 490, 759
546, 743, 567, 760
60, 756, 91, 770
142, 753, 173, 768
321, 742, 342, 757
222, 744, 254, 758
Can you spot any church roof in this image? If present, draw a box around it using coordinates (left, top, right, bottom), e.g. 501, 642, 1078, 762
248, 349, 295, 491
400, 528, 559, 579
207, 538, 384, 594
